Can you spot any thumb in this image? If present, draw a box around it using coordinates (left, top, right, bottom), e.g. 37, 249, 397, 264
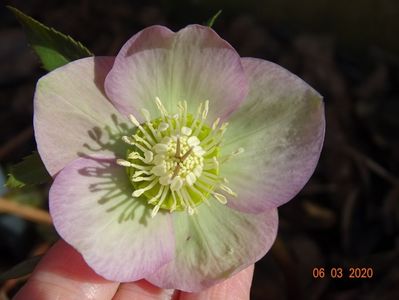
179, 265, 254, 300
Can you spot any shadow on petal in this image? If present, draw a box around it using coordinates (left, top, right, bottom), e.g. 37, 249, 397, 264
78, 113, 133, 159
75, 155, 152, 226
49, 155, 175, 282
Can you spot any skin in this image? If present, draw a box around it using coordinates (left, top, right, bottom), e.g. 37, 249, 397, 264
14, 240, 254, 300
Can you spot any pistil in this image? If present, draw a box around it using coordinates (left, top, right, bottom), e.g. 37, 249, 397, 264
175, 137, 181, 159
180, 147, 193, 162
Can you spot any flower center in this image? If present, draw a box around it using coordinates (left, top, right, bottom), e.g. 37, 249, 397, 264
117, 97, 242, 217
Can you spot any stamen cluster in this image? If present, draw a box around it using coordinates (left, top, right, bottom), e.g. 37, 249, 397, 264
117, 97, 240, 217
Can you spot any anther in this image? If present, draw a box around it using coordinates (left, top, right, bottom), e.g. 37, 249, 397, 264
155, 97, 168, 118
129, 114, 140, 127
202, 100, 209, 119
213, 193, 227, 204
132, 180, 158, 197
140, 108, 151, 122
116, 159, 133, 167
212, 118, 220, 130
122, 136, 135, 145
181, 126, 192, 136
158, 122, 169, 132
187, 136, 200, 147
170, 176, 183, 191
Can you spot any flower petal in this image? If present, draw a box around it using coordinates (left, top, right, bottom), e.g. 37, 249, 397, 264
49, 156, 174, 282
222, 58, 325, 213
34, 57, 130, 176
145, 203, 278, 292
105, 25, 247, 121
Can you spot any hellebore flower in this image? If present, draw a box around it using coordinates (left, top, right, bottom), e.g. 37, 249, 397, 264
34, 25, 325, 292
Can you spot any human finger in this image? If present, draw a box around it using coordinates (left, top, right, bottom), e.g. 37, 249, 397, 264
179, 265, 254, 300
113, 279, 178, 300
14, 240, 120, 300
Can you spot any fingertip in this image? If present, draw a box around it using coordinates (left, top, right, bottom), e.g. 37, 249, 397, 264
14, 240, 119, 300
113, 279, 179, 300
180, 265, 254, 300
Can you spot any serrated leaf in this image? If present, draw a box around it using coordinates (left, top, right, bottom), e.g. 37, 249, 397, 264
205, 10, 223, 28
6, 174, 25, 189
6, 152, 51, 189
0, 255, 42, 282
8, 6, 93, 71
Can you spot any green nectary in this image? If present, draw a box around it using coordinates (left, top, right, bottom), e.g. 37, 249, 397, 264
128, 115, 220, 212
117, 99, 236, 217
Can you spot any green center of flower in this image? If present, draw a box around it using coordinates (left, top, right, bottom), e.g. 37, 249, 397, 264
117, 98, 242, 217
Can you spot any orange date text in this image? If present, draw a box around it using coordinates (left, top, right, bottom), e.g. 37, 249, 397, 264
312, 267, 373, 279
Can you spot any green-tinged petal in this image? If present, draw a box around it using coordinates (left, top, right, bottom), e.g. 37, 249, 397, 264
50, 156, 174, 281
104, 25, 247, 121
146, 202, 278, 292
34, 57, 130, 176
221, 57, 325, 213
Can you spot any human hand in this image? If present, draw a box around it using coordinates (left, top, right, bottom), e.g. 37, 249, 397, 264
14, 240, 254, 300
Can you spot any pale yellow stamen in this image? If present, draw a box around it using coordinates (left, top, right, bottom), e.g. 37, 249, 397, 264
117, 97, 243, 217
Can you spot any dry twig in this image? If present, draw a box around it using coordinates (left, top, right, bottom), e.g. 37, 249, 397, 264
0, 197, 52, 225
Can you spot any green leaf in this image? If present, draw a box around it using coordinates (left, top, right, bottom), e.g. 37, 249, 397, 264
6, 152, 51, 189
205, 10, 223, 28
8, 6, 93, 71
0, 255, 42, 282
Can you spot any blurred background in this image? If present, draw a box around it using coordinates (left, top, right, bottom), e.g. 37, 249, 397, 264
1, 0, 399, 299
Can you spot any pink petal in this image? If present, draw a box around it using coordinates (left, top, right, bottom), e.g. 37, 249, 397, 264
105, 25, 248, 121
34, 57, 128, 176
221, 58, 325, 213
146, 203, 278, 292
49, 156, 174, 282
